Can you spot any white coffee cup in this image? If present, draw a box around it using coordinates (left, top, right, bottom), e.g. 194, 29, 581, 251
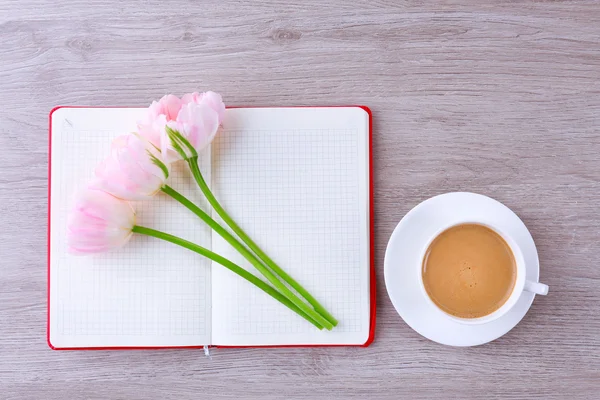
418, 220, 549, 325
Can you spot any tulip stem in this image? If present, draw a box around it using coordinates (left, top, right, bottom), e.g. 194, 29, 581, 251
186, 156, 338, 328
161, 184, 326, 330
131, 225, 323, 330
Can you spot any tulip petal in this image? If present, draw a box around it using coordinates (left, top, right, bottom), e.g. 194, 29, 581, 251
67, 188, 135, 255
94, 133, 169, 200
139, 91, 225, 162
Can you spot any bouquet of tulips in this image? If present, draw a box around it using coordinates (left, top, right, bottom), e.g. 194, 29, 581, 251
67, 92, 337, 330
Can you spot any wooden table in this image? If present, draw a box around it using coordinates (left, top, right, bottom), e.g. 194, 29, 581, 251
1, 1, 599, 398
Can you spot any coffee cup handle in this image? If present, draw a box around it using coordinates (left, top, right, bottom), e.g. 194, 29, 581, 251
524, 280, 549, 296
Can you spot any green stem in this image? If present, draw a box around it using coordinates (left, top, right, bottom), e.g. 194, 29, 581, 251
186, 157, 337, 329
131, 225, 322, 330
160, 185, 324, 329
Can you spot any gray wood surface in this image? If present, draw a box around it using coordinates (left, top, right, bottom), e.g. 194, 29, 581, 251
1, 0, 599, 398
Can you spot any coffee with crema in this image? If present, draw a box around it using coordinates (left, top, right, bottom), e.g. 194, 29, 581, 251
422, 223, 516, 319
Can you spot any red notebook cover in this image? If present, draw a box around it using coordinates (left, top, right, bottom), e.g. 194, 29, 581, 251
48, 105, 375, 350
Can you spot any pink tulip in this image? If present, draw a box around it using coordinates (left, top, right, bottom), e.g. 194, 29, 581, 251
137, 94, 182, 148
67, 188, 136, 254
92, 133, 170, 200
181, 91, 226, 123
138, 92, 225, 162
162, 102, 221, 162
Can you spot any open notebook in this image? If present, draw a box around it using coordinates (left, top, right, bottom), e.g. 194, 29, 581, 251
48, 106, 374, 349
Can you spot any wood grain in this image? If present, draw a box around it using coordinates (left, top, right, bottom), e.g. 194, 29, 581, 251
1, 0, 599, 398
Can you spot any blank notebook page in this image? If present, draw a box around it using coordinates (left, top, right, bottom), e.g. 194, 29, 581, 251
49, 108, 213, 348
210, 108, 371, 346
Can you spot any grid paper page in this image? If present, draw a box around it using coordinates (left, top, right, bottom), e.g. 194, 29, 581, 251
211, 108, 370, 346
49, 108, 212, 348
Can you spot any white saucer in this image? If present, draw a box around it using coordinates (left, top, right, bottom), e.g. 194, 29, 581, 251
384, 192, 541, 346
